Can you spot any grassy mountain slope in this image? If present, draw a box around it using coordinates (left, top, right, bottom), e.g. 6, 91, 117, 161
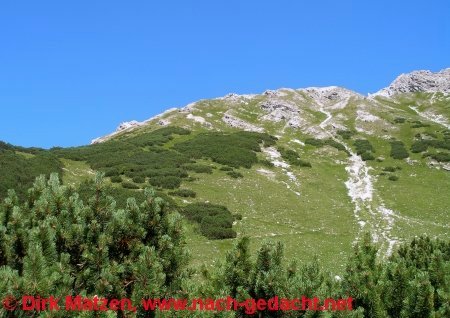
1, 79, 449, 273
83, 88, 450, 270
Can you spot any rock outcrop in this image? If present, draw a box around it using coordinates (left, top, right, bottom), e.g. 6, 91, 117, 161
300, 86, 361, 108
222, 112, 264, 132
373, 68, 450, 97
91, 120, 144, 144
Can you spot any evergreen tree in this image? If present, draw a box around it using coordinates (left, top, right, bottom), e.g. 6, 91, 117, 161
0, 173, 190, 318
379, 260, 410, 317
248, 241, 287, 317
342, 233, 386, 318
1, 173, 448, 318
400, 271, 435, 318
222, 236, 253, 299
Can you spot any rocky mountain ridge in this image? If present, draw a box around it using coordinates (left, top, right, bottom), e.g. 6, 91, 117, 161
372, 68, 450, 97
92, 68, 449, 144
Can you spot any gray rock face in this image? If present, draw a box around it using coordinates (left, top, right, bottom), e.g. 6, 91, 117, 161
221, 112, 264, 132
91, 120, 144, 144
374, 68, 450, 97
259, 99, 304, 127
117, 120, 143, 131
300, 86, 362, 107
260, 100, 298, 114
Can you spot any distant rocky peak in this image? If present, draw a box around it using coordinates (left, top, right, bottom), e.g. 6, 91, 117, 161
373, 68, 450, 97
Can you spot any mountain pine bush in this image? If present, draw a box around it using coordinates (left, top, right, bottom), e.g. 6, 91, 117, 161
390, 141, 409, 159
0, 173, 190, 317
0, 147, 62, 200
0, 174, 448, 317
353, 139, 374, 155
278, 147, 312, 167
195, 233, 449, 317
305, 138, 350, 155
227, 171, 244, 178
182, 202, 237, 239
173, 131, 277, 168
168, 189, 196, 198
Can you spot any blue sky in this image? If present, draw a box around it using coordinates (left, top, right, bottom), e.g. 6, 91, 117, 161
1, 0, 449, 148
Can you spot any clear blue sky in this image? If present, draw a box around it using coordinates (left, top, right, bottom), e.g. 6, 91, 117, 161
1, 1, 449, 148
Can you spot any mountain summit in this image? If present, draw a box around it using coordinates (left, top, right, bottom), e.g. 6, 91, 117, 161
373, 68, 450, 97
92, 68, 449, 144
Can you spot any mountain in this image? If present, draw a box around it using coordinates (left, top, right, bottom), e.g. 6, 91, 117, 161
92, 69, 449, 139
1, 69, 449, 271
373, 68, 450, 97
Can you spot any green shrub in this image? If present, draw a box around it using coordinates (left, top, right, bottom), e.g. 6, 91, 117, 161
51, 128, 193, 183
183, 163, 213, 174
122, 181, 140, 189
394, 117, 406, 123
0, 147, 63, 199
336, 130, 355, 140
278, 147, 312, 167
411, 140, 429, 153
125, 126, 191, 147
388, 175, 399, 181
324, 139, 348, 154
425, 132, 438, 138
182, 203, 236, 239
144, 168, 188, 178
305, 138, 349, 155
219, 166, 234, 171
104, 167, 120, 177
390, 141, 409, 159
411, 120, 430, 128
77, 179, 177, 210
305, 138, 324, 147
132, 175, 145, 183
201, 214, 233, 229
353, 139, 374, 155
360, 152, 375, 161
0, 173, 189, 306
227, 171, 243, 178
148, 175, 182, 189
168, 189, 197, 198
278, 147, 298, 163
411, 139, 450, 153
200, 224, 237, 240
431, 139, 450, 150
173, 131, 277, 168
430, 152, 450, 162
299, 161, 312, 167
383, 166, 396, 172
110, 175, 122, 183
259, 159, 274, 167
0, 141, 14, 151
